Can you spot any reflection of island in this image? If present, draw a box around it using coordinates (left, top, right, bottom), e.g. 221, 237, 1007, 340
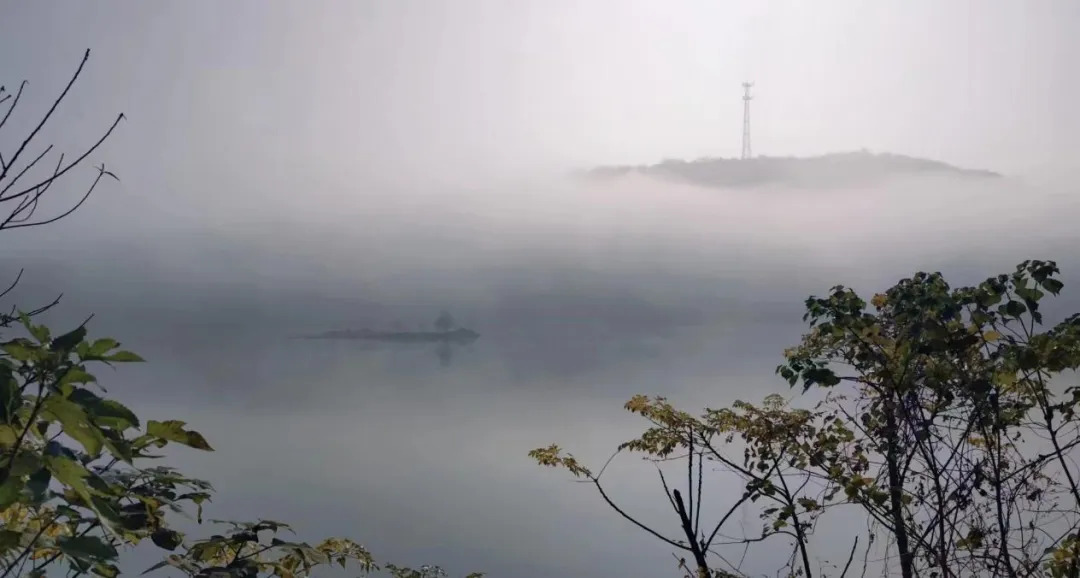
582, 150, 1001, 189
299, 312, 478, 366
303, 327, 479, 344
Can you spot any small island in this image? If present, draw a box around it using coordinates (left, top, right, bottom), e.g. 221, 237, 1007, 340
581, 150, 1001, 189
299, 311, 480, 344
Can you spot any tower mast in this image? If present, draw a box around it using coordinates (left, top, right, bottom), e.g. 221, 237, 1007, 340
741, 82, 754, 160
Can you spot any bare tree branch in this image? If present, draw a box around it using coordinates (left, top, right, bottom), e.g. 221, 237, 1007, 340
839, 536, 859, 578
0, 49, 123, 329
0, 50, 89, 185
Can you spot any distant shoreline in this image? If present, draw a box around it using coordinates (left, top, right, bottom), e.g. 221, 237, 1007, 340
580, 150, 1000, 189
295, 327, 480, 344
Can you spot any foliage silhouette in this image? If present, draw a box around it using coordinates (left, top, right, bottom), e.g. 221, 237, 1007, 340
534, 259, 1080, 578
433, 312, 457, 333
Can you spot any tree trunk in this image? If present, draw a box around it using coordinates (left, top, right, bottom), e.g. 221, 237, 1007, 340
885, 400, 915, 578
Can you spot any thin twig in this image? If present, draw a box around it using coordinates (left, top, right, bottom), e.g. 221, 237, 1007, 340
0, 50, 89, 186
839, 536, 860, 578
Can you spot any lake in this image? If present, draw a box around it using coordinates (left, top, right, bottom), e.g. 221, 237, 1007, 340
100, 314, 805, 577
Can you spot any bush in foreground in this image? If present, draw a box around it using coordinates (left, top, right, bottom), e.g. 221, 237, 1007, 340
534, 259, 1080, 578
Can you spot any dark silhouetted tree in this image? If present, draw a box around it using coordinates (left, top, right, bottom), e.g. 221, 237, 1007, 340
534, 259, 1080, 578
434, 311, 456, 333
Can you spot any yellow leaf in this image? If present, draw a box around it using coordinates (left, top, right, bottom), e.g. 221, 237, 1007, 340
0, 426, 17, 448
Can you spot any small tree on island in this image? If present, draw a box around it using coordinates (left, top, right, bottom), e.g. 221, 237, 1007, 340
434, 312, 457, 333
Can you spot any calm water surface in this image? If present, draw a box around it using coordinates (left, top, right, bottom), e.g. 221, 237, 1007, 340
103, 318, 801, 577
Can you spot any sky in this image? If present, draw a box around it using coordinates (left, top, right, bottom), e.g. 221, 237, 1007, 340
2, 1, 1079, 205
1, 2, 1080, 577
1, 0, 1077, 293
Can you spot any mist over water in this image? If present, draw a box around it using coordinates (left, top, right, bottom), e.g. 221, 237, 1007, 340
3, 168, 1080, 577
10, 167, 1080, 327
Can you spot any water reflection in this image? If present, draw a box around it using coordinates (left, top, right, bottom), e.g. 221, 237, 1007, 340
108, 316, 804, 578
300, 337, 476, 368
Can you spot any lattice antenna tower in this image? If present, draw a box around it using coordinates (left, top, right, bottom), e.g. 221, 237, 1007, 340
741, 82, 754, 160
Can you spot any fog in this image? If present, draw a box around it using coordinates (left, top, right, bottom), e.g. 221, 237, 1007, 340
4, 168, 1080, 577
10, 169, 1080, 334
1, 2, 1079, 577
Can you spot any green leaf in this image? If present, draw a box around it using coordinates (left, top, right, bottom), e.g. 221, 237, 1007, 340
178, 492, 211, 523
0, 529, 22, 553
57, 535, 119, 562
0, 425, 16, 448
93, 338, 119, 354
26, 466, 51, 503
1001, 300, 1027, 318
117, 503, 152, 531
147, 420, 214, 451
0, 478, 22, 510
92, 563, 120, 578
8, 451, 42, 477
1, 340, 35, 362
42, 397, 105, 458
188, 539, 228, 563
104, 350, 143, 363
1041, 277, 1065, 295
69, 389, 140, 431
51, 326, 88, 353
84, 338, 120, 359
100, 433, 134, 464
96, 399, 140, 430
89, 495, 123, 528
60, 367, 97, 388
20, 314, 50, 344
45, 455, 93, 504
151, 529, 184, 551
0, 369, 19, 424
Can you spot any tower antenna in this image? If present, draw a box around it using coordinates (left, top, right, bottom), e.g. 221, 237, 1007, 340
741, 82, 754, 160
